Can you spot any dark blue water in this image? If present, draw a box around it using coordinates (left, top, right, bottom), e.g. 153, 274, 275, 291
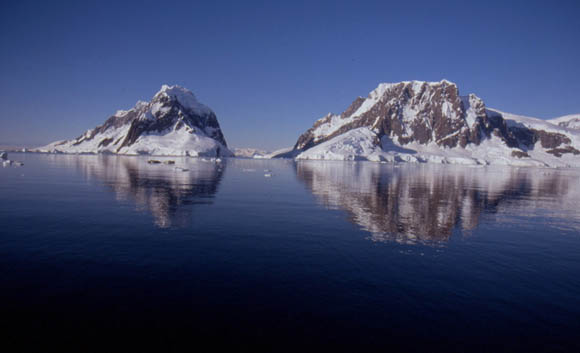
1, 154, 580, 352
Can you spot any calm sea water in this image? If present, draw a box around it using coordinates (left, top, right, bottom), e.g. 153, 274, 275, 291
1, 153, 580, 352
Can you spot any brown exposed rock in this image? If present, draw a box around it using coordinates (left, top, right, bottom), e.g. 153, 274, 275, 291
98, 138, 114, 147
341, 97, 365, 118
507, 127, 571, 150
546, 146, 580, 157
511, 150, 530, 158
534, 130, 571, 149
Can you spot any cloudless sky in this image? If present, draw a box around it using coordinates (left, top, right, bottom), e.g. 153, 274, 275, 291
1, 0, 579, 149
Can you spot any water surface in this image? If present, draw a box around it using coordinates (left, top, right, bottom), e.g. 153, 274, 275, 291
1, 154, 579, 352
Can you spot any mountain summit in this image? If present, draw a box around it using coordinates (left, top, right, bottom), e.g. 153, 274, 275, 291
38, 85, 232, 157
288, 80, 580, 167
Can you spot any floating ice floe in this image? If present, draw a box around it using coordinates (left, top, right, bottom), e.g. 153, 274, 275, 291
2, 160, 23, 167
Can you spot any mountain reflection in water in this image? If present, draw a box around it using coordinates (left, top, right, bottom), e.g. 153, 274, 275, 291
296, 161, 580, 245
72, 156, 225, 228
65, 155, 580, 240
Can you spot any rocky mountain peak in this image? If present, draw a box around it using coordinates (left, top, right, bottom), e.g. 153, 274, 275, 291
290, 80, 580, 166
294, 79, 487, 151
150, 84, 212, 118
37, 85, 231, 157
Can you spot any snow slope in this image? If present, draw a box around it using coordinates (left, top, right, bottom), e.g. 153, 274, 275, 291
296, 127, 552, 166
548, 114, 580, 130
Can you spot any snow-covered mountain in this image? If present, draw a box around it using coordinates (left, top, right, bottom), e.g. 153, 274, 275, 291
549, 114, 580, 130
287, 80, 580, 167
36, 85, 232, 157
233, 148, 269, 159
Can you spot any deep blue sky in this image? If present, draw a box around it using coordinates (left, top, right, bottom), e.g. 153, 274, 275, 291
1, 0, 579, 149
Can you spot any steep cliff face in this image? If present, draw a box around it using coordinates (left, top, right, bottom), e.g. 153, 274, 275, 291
37, 85, 232, 157
291, 80, 580, 166
295, 80, 501, 150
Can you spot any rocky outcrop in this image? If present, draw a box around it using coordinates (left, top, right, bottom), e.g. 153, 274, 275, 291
294, 80, 511, 151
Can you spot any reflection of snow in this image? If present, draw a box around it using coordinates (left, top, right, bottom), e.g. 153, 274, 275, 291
296, 161, 580, 245
67, 155, 224, 228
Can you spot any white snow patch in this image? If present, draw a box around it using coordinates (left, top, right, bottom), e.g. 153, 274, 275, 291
118, 128, 231, 157
154, 85, 212, 117
549, 114, 580, 130
460, 94, 481, 128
